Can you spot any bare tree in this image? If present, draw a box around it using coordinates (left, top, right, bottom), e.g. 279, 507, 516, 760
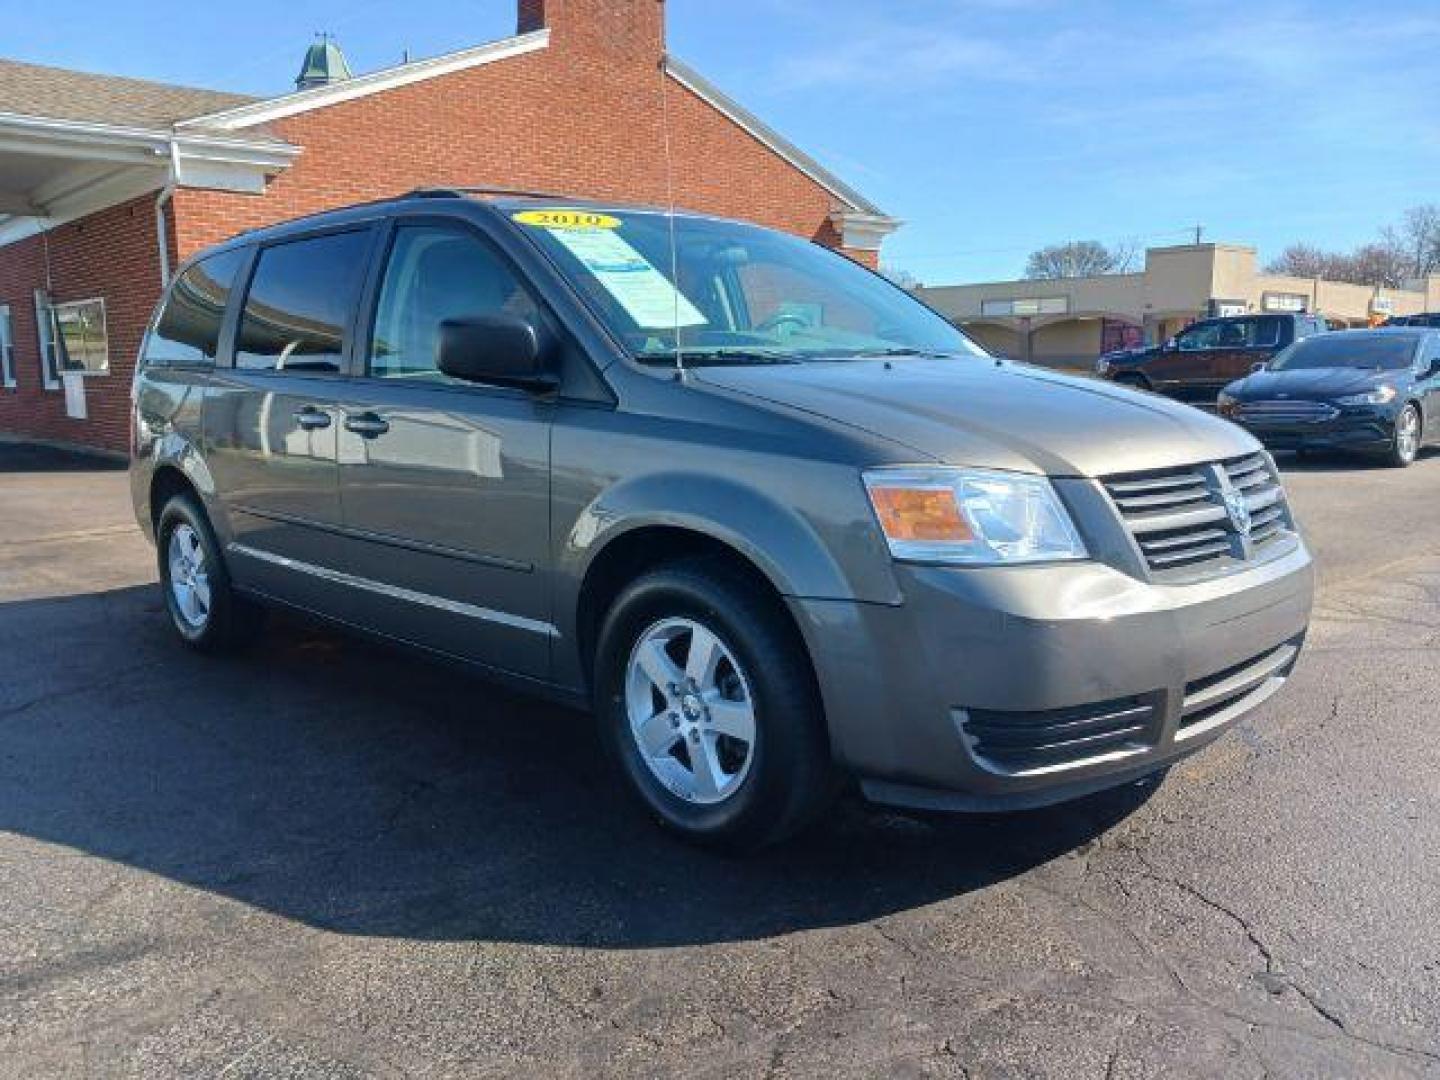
1266, 243, 1338, 280
1345, 243, 1411, 288
1382, 204, 1440, 279
1024, 240, 1130, 279
880, 264, 921, 289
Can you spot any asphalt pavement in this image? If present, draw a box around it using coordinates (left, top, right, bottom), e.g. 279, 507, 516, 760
1, 441, 1437, 1078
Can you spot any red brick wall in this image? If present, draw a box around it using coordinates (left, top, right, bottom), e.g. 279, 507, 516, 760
0, 196, 166, 452
173, 0, 865, 262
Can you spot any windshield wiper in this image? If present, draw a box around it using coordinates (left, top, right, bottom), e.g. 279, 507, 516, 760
856, 347, 970, 359
632, 347, 800, 366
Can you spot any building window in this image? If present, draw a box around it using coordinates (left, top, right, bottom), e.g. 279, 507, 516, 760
0, 306, 14, 388
144, 248, 246, 369
981, 296, 1068, 317
53, 298, 110, 375
236, 230, 372, 373
33, 290, 59, 389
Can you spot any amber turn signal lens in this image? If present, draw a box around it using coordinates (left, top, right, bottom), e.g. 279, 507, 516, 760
868, 486, 973, 543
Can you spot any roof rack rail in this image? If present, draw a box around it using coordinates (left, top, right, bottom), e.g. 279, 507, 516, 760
405, 184, 580, 201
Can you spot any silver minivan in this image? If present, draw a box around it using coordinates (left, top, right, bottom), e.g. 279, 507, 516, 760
131, 190, 1314, 849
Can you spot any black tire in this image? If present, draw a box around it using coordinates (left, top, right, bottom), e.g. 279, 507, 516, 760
1114, 373, 1151, 392
1385, 404, 1421, 468
593, 558, 836, 851
156, 493, 263, 653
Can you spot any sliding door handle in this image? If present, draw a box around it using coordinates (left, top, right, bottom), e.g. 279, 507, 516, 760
344, 412, 390, 438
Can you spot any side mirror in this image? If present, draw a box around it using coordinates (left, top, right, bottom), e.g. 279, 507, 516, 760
1250, 361, 1267, 374
438, 315, 558, 392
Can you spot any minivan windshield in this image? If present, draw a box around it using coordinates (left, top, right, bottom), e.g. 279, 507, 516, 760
1268, 333, 1419, 372
509, 206, 987, 365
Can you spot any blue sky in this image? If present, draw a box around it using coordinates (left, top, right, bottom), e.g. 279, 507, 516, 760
8, 0, 1439, 283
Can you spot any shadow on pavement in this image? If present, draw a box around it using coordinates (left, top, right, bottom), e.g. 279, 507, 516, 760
0, 582, 1156, 949
1271, 446, 1440, 474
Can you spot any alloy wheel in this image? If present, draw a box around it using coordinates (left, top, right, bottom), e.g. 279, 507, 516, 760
1397, 407, 1420, 462
624, 617, 757, 805
167, 523, 212, 629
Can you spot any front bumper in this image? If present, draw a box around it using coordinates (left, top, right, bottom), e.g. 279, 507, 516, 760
789, 537, 1313, 811
1228, 405, 1397, 453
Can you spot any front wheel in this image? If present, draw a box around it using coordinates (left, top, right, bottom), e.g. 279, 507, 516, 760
593, 559, 835, 851
1385, 404, 1421, 468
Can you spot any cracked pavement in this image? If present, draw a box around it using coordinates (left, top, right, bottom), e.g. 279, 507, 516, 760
0, 442, 1437, 1078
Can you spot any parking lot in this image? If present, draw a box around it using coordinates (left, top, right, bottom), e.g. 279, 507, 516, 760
1, 441, 1437, 1078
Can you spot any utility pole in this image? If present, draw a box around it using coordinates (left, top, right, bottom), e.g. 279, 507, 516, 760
1193, 224, 1204, 245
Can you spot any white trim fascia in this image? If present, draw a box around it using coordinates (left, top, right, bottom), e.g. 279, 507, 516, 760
664, 57, 890, 220
0, 113, 298, 171
177, 29, 551, 132
829, 209, 903, 252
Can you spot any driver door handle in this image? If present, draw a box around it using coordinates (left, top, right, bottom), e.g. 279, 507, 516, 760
344, 412, 390, 438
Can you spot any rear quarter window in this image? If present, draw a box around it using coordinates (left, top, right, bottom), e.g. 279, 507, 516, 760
235, 230, 372, 374
144, 248, 246, 368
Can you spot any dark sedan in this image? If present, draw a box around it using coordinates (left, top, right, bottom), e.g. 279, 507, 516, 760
1217, 328, 1440, 467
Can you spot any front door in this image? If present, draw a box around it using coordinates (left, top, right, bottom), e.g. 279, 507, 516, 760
1148, 319, 1222, 399
203, 228, 376, 611
329, 219, 554, 680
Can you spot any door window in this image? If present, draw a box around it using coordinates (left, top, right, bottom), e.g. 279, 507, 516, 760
235, 230, 372, 373
1249, 318, 1282, 348
1176, 322, 1223, 350
369, 223, 541, 382
145, 248, 246, 368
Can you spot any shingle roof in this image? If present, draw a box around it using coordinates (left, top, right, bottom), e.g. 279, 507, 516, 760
0, 58, 255, 130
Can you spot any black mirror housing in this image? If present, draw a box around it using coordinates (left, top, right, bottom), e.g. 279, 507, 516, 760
438, 315, 559, 391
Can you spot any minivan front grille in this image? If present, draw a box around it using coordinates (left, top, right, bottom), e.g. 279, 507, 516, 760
958, 696, 1159, 776
1101, 453, 1292, 579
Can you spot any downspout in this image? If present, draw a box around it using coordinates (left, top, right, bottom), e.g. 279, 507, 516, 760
154, 137, 182, 287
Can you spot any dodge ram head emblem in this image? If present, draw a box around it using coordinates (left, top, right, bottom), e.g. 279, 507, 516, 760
1224, 488, 1252, 535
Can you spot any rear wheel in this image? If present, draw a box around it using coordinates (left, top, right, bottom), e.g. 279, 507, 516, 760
1385, 404, 1421, 468
593, 559, 835, 851
156, 494, 262, 652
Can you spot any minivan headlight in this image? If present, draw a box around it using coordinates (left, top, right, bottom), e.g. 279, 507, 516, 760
862, 467, 1088, 564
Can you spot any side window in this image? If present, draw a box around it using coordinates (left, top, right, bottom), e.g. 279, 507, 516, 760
145, 248, 246, 369
235, 230, 372, 373
1177, 322, 1222, 350
368, 223, 540, 381
1250, 318, 1282, 348
0, 305, 13, 388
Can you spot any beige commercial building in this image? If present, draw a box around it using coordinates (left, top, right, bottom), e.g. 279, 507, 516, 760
917, 242, 1440, 366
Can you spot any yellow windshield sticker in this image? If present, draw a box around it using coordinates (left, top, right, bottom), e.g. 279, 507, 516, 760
513, 209, 621, 230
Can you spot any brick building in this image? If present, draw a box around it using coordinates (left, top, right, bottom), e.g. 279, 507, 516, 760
0, 0, 896, 453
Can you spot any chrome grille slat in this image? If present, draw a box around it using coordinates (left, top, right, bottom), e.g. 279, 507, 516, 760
1102, 454, 1294, 579
1236, 400, 1338, 424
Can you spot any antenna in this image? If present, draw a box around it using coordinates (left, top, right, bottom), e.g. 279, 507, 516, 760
657, 53, 685, 379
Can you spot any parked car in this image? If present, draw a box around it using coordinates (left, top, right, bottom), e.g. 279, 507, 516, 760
1383, 313, 1440, 328
1218, 328, 1440, 467
131, 191, 1314, 849
1096, 312, 1328, 401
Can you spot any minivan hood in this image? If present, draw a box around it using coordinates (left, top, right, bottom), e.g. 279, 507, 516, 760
1233, 366, 1399, 399
694, 358, 1256, 477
